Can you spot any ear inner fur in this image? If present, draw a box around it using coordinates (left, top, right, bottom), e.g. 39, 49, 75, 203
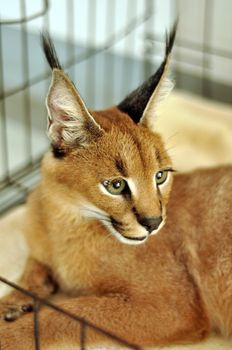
46, 69, 103, 149
2, 25, 232, 349
41, 32, 103, 151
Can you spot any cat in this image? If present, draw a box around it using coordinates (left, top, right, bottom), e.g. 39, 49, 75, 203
0, 23, 232, 350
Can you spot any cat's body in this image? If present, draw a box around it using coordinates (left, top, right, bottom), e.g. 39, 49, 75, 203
27, 160, 232, 336
0, 25, 232, 349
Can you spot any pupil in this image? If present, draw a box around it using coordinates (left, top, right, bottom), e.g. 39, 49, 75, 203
113, 181, 121, 189
157, 172, 163, 179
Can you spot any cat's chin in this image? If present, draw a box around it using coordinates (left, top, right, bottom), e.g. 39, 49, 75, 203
109, 221, 166, 245
101, 221, 148, 245
118, 233, 148, 245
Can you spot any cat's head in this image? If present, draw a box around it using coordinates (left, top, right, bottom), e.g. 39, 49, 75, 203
41, 24, 177, 245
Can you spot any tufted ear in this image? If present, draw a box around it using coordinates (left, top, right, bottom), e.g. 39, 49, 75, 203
118, 22, 177, 131
46, 69, 103, 149
41, 33, 103, 154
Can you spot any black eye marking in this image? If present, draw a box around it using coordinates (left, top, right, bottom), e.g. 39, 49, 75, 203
121, 182, 131, 200
155, 149, 161, 164
110, 217, 125, 233
132, 207, 140, 220
115, 159, 128, 177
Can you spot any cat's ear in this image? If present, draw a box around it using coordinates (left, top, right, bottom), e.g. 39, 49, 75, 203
118, 22, 177, 131
41, 32, 103, 152
46, 69, 103, 149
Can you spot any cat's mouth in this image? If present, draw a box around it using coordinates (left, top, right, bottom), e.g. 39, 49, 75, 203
80, 205, 148, 245
110, 217, 148, 245
110, 226, 148, 245
122, 234, 147, 242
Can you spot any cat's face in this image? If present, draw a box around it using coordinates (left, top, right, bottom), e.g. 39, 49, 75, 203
43, 108, 173, 245
41, 24, 176, 244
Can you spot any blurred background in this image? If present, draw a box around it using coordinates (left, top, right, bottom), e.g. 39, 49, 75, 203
0, 0, 232, 213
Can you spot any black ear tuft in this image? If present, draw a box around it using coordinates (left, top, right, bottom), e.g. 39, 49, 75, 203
165, 20, 178, 57
41, 31, 62, 70
118, 21, 177, 123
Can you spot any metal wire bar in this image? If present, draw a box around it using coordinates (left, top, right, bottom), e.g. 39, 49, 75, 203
0, 276, 142, 350
20, 0, 33, 166
66, 0, 75, 79
85, 0, 97, 107
0, 177, 30, 193
105, 0, 116, 101
173, 0, 182, 88
144, 32, 232, 60
0, 8, 154, 101
142, 0, 155, 79
0, 154, 42, 190
0, 0, 49, 25
202, 0, 213, 98
119, 0, 140, 102
80, 321, 86, 350
0, 3, 231, 213
0, 24, 10, 182
33, 298, 41, 350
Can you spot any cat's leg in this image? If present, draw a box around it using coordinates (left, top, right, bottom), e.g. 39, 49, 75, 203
0, 294, 210, 349
0, 257, 57, 322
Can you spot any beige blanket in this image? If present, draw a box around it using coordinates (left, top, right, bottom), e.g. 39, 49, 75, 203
0, 91, 232, 349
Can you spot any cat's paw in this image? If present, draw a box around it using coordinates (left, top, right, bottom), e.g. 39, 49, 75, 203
0, 312, 34, 350
0, 301, 33, 322
0, 321, 25, 350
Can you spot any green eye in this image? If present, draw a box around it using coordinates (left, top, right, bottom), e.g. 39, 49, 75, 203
155, 170, 168, 185
103, 178, 126, 195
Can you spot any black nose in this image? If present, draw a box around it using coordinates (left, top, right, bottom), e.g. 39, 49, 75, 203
138, 216, 163, 234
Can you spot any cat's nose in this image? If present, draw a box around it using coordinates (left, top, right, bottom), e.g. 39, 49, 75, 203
138, 216, 163, 234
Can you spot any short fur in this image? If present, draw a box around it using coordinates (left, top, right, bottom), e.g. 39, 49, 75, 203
0, 26, 232, 350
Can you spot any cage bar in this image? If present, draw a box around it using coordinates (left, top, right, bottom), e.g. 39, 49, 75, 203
0, 1, 231, 217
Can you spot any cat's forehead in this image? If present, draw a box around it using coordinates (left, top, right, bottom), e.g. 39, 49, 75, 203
86, 109, 170, 175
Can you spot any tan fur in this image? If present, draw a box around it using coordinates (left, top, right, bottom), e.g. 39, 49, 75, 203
140, 56, 174, 131
0, 37, 232, 347
47, 69, 103, 147
0, 102, 232, 348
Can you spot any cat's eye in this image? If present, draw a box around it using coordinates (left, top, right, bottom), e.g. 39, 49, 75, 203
155, 170, 168, 185
103, 178, 126, 195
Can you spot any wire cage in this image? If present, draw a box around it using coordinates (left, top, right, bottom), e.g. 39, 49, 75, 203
0, 0, 156, 214
0, 0, 232, 348
0, 275, 142, 350
0, 0, 232, 214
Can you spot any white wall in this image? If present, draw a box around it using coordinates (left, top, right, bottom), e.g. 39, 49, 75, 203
1, 0, 232, 85
176, 0, 232, 84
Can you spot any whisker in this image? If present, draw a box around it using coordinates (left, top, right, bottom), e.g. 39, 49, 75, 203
157, 145, 178, 159
164, 131, 181, 144
98, 218, 112, 224
89, 212, 111, 221
80, 207, 111, 223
